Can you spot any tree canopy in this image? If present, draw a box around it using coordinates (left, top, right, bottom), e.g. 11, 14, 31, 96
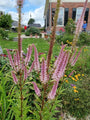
28, 18, 35, 25
0, 14, 13, 29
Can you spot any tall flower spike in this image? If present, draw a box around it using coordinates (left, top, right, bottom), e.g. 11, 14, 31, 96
48, 81, 58, 100
54, 44, 66, 68
71, 48, 83, 66
16, 50, 20, 70
75, 0, 88, 34
28, 61, 35, 75
6, 49, 14, 69
32, 44, 40, 71
25, 46, 32, 65
17, 0, 23, 7
32, 82, 41, 97
11, 71, 18, 84
40, 58, 48, 84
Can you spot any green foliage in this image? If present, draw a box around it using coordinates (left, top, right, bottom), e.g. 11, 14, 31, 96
25, 27, 40, 36
56, 33, 74, 45
0, 28, 8, 39
0, 14, 12, 29
61, 76, 90, 119
28, 18, 35, 25
65, 18, 76, 34
77, 32, 90, 46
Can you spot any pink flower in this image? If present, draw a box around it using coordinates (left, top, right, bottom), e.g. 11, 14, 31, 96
24, 66, 27, 80
28, 61, 35, 74
6, 49, 14, 69
32, 82, 41, 97
52, 49, 69, 81
11, 71, 18, 84
71, 48, 83, 66
40, 58, 48, 84
48, 81, 58, 100
25, 46, 32, 65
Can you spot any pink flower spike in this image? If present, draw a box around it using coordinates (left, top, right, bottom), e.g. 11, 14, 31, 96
28, 61, 35, 74
6, 49, 14, 69
17, 0, 23, 6
40, 58, 48, 84
71, 48, 83, 66
70, 49, 77, 63
16, 50, 20, 70
48, 81, 58, 100
68, 70, 75, 77
11, 71, 18, 84
54, 44, 66, 68
25, 46, 32, 65
32, 44, 40, 71
32, 82, 41, 97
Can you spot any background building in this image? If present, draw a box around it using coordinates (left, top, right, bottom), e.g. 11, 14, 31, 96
44, 0, 90, 31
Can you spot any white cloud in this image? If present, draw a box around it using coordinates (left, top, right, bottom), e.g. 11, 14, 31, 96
0, 0, 16, 11
28, 0, 45, 6
8, 6, 45, 27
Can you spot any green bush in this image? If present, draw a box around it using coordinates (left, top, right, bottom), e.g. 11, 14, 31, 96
56, 33, 74, 45
21, 27, 25, 32
25, 27, 40, 36
65, 18, 76, 34
0, 28, 8, 39
77, 32, 90, 46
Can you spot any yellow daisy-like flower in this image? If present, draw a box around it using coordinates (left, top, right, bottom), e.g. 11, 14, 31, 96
74, 89, 78, 93
75, 75, 79, 80
73, 86, 76, 89
74, 98, 79, 101
71, 77, 76, 81
77, 74, 80, 76
82, 74, 84, 76
65, 80, 69, 83
64, 75, 67, 77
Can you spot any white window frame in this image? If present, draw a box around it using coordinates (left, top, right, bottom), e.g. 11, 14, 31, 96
57, 7, 64, 26
76, 7, 83, 22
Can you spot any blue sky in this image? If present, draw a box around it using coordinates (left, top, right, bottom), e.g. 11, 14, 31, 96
0, 0, 46, 26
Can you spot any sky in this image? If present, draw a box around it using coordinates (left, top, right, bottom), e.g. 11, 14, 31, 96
0, 0, 46, 26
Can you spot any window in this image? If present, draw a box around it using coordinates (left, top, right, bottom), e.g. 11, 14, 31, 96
76, 7, 83, 22
57, 7, 64, 25
64, 8, 69, 25
84, 8, 89, 23
72, 8, 76, 21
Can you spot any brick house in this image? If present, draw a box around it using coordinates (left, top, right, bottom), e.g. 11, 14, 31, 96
44, 0, 90, 31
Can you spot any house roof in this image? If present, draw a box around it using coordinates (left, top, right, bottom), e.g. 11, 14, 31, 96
28, 24, 41, 28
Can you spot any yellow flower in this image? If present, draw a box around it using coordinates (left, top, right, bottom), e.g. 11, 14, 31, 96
64, 75, 67, 77
71, 77, 76, 81
73, 86, 76, 89
75, 75, 79, 80
77, 74, 80, 76
65, 80, 69, 83
82, 74, 84, 76
74, 98, 79, 101
74, 89, 78, 93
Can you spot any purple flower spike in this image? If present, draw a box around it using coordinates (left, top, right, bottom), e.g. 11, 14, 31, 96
32, 82, 41, 97
40, 58, 48, 84
11, 71, 18, 84
24, 66, 27, 80
6, 49, 14, 69
28, 61, 35, 74
48, 81, 58, 100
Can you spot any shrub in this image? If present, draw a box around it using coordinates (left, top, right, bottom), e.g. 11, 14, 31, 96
77, 32, 90, 46
65, 18, 76, 34
0, 28, 8, 39
21, 27, 25, 32
56, 33, 74, 45
25, 27, 40, 36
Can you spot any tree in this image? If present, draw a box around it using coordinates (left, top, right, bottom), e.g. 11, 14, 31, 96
0, 14, 12, 29
28, 18, 35, 25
